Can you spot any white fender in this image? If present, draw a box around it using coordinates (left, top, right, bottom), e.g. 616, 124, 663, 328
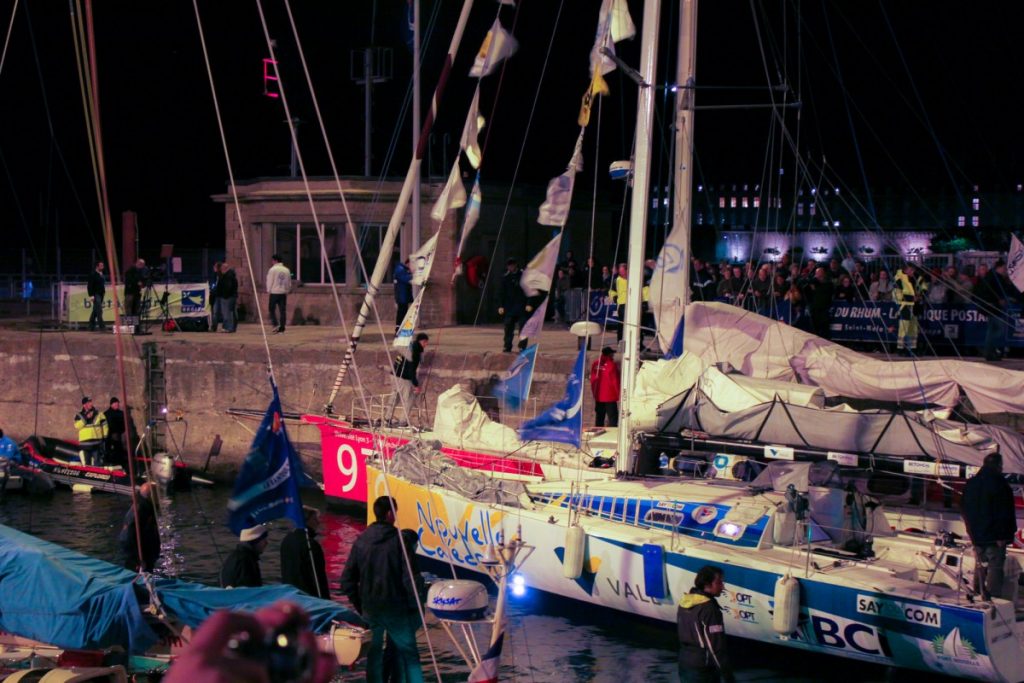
772, 575, 800, 635
563, 524, 586, 579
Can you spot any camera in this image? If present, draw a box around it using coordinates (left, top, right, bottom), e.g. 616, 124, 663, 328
228, 622, 315, 683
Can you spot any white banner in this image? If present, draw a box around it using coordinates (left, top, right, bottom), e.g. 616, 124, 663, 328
61, 282, 210, 324
393, 289, 425, 348
410, 232, 439, 286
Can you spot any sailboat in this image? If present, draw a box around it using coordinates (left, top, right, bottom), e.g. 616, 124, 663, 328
353, 0, 1024, 679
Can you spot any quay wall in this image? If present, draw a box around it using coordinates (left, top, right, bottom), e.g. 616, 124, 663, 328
0, 331, 579, 480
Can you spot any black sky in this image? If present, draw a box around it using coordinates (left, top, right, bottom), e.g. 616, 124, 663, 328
1, 1, 1022, 271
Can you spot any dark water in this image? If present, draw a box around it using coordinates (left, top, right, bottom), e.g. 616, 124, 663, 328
0, 487, 948, 682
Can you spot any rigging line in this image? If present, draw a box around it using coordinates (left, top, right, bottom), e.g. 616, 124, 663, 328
877, 3, 969, 216
69, 1, 103, 242
462, 0, 565, 341
477, 0, 522, 160
190, 0, 276, 385
0, 0, 15, 78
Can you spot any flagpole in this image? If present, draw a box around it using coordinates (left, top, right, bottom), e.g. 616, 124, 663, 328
325, 0, 476, 414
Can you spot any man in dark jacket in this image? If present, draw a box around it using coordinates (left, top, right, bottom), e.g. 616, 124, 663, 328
393, 258, 413, 333
389, 333, 428, 427
215, 263, 239, 333
677, 565, 734, 683
281, 506, 330, 598
123, 259, 147, 319
961, 452, 1017, 600
87, 262, 106, 331
104, 397, 127, 466
975, 260, 1017, 361
340, 496, 425, 683
220, 524, 269, 588
499, 259, 528, 353
119, 482, 161, 572
805, 267, 834, 340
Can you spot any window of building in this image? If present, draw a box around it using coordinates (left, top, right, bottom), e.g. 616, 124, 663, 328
730, 197, 737, 208
971, 216, 980, 227
972, 197, 980, 211
797, 202, 804, 216
741, 197, 749, 208
357, 223, 398, 285
957, 215, 966, 227
753, 197, 760, 208
719, 197, 726, 208
696, 213, 704, 225
275, 223, 347, 285
809, 203, 816, 216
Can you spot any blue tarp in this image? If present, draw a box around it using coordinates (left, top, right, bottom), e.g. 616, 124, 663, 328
0, 524, 361, 654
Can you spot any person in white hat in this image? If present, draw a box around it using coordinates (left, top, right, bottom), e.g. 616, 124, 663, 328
219, 524, 269, 588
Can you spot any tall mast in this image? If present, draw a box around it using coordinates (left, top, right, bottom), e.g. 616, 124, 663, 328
616, 0, 661, 474
673, 0, 698, 313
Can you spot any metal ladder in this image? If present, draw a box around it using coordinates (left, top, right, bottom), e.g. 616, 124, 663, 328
143, 342, 167, 453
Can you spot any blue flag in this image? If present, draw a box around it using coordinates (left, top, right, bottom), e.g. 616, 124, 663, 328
227, 386, 306, 534
518, 346, 585, 448
493, 344, 538, 410
665, 314, 684, 359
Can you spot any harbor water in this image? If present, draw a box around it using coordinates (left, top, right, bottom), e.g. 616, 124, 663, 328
0, 486, 958, 682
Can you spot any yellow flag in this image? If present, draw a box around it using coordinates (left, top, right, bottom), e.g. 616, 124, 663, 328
577, 71, 609, 127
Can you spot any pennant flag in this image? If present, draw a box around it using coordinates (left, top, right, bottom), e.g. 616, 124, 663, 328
492, 344, 537, 410
227, 386, 306, 534
578, 70, 610, 127
1009, 234, 1024, 292
410, 232, 439, 286
470, 19, 519, 78
460, 87, 486, 169
521, 233, 563, 296
608, 0, 636, 42
467, 632, 504, 683
519, 297, 549, 341
664, 312, 684, 359
648, 217, 688, 353
589, 0, 636, 77
393, 289, 425, 348
455, 176, 483, 270
518, 347, 585, 448
431, 162, 467, 222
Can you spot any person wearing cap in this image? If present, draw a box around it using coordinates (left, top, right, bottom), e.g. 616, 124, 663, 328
280, 506, 330, 598
119, 482, 161, 572
266, 254, 292, 334
499, 258, 528, 353
104, 397, 127, 466
590, 346, 621, 427
74, 396, 108, 467
220, 524, 269, 588
340, 495, 426, 683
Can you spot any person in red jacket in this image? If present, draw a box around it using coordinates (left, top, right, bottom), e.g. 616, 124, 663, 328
590, 346, 621, 427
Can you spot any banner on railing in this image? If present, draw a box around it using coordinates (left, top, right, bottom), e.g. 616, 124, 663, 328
60, 282, 210, 324
827, 301, 1024, 347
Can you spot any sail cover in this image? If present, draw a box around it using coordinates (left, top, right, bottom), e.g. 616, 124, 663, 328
683, 302, 1024, 414
0, 524, 359, 654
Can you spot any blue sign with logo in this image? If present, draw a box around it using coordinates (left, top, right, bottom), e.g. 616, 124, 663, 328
181, 289, 206, 313
828, 302, 1024, 347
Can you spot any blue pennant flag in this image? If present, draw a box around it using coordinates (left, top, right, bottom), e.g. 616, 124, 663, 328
493, 344, 538, 410
665, 314, 684, 359
227, 386, 306, 534
518, 346, 585, 448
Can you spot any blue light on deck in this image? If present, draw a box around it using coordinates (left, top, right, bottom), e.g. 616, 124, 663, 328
510, 573, 526, 598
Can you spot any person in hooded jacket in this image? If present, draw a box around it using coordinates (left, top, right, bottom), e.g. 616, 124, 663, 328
340, 495, 425, 683
589, 346, 621, 427
962, 452, 1017, 599
280, 506, 330, 598
677, 565, 734, 683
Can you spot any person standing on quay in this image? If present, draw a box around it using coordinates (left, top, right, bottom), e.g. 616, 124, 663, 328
340, 496, 425, 683
266, 254, 292, 334
119, 482, 161, 572
962, 452, 1016, 600
677, 565, 734, 683
590, 346, 621, 427
393, 258, 413, 333
215, 262, 238, 333
87, 261, 106, 331
104, 397, 127, 466
124, 259, 147, 320
281, 506, 330, 598
220, 524, 269, 588
499, 258, 528, 353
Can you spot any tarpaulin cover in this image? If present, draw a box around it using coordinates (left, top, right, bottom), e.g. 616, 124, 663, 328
0, 524, 360, 654
683, 302, 1024, 414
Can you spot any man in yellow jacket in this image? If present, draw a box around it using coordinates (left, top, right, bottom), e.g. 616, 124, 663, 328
608, 263, 629, 342
892, 263, 928, 354
74, 396, 109, 466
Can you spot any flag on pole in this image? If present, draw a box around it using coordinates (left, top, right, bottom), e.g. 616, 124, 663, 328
521, 233, 563, 296
492, 344, 537, 410
227, 385, 307, 534
431, 162, 467, 222
1008, 234, 1024, 292
410, 232, 439, 286
518, 347, 585, 448
461, 87, 486, 169
470, 19, 518, 78
393, 289, 425, 348
589, 0, 636, 77
578, 70, 610, 127
665, 312, 685, 359
518, 297, 549, 341
455, 176, 483, 273
648, 221, 688, 353
467, 632, 505, 683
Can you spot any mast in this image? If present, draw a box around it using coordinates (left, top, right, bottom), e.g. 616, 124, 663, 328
673, 0, 697, 314
616, 0, 661, 474
411, 0, 421, 253
325, 0, 475, 413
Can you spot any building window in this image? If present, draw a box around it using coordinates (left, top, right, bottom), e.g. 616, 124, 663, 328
696, 213, 704, 225
797, 202, 804, 216
719, 197, 726, 208
971, 216, 980, 227
730, 197, 737, 208
741, 197, 749, 208
972, 197, 980, 211
957, 216, 966, 227
275, 223, 347, 285
809, 203, 816, 216
753, 197, 760, 208
357, 223, 398, 285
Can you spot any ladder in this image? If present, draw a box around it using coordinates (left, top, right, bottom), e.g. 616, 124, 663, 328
142, 342, 167, 453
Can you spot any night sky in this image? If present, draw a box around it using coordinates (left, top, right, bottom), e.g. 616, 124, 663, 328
1, 1, 1022, 272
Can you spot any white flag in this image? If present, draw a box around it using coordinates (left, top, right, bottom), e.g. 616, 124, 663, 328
537, 172, 575, 227
470, 19, 518, 78
431, 162, 467, 222
648, 221, 688, 353
608, 0, 636, 41
519, 297, 549, 341
461, 87, 486, 169
455, 176, 482, 263
410, 232, 439, 286
393, 289, 425, 348
1009, 234, 1024, 292
521, 232, 563, 297
589, 0, 635, 77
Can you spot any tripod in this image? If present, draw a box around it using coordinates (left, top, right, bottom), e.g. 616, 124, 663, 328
139, 283, 175, 334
